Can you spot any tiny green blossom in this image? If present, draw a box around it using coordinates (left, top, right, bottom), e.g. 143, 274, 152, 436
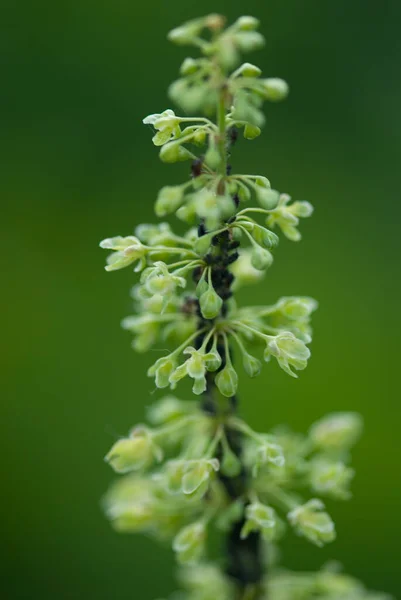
310, 460, 355, 500
105, 427, 163, 473
100, 236, 147, 271
309, 413, 363, 453
143, 109, 181, 146
173, 521, 206, 564
265, 331, 311, 377
169, 346, 218, 395
241, 502, 278, 540
288, 499, 336, 547
266, 193, 314, 241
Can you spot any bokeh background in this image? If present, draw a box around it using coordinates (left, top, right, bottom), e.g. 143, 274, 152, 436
2, 0, 401, 598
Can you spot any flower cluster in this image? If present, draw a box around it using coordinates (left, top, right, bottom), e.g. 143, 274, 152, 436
99, 14, 390, 600
158, 562, 391, 600
104, 401, 362, 560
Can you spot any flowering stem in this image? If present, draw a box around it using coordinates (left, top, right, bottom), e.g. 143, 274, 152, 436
217, 87, 227, 180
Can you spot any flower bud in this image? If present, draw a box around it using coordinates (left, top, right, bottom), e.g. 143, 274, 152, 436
235, 62, 262, 77
204, 345, 222, 372
242, 351, 262, 378
237, 183, 251, 202
215, 365, 238, 397
260, 78, 289, 102
256, 188, 280, 210
291, 200, 314, 218
159, 142, 193, 163
167, 17, 206, 45
199, 287, 223, 319
180, 57, 200, 75
255, 187, 280, 210
233, 16, 260, 31
220, 444, 242, 477
155, 186, 184, 216
251, 245, 274, 270
244, 123, 261, 139
194, 233, 214, 256
204, 145, 222, 170
309, 413, 363, 452
173, 521, 206, 564
241, 502, 277, 540
251, 224, 279, 249
195, 276, 209, 298
288, 499, 336, 547
176, 202, 197, 224
193, 129, 207, 145
234, 31, 265, 52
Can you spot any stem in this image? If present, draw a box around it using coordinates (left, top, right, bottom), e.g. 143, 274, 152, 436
217, 88, 227, 180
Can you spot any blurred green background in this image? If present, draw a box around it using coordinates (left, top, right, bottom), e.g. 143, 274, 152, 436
2, 0, 401, 598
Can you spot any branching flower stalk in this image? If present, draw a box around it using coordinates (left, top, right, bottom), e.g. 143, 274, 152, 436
100, 15, 390, 600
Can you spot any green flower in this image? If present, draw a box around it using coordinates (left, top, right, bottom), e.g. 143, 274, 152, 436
100, 236, 147, 272
103, 476, 158, 533
309, 412, 363, 453
169, 347, 217, 395
143, 109, 181, 146
260, 78, 289, 102
241, 502, 278, 540
165, 458, 220, 497
288, 499, 336, 547
265, 332, 311, 377
147, 395, 198, 425
173, 521, 206, 564
155, 185, 185, 216
253, 438, 285, 475
310, 460, 355, 500
266, 194, 314, 241
148, 355, 178, 388
143, 262, 186, 297
104, 427, 162, 473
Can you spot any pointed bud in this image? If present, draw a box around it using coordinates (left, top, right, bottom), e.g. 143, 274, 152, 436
234, 62, 262, 77
260, 78, 289, 102
256, 188, 280, 210
251, 245, 274, 270
234, 16, 260, 31
215, 365, 238, 397
244, 124, 261, 139
155, 186, 184, 216
199, 287, 223, 319
159, 142, 193, 163
194, 233, 214, 256
251, 224, 279, 249
220, 444, 242, 477
242, 351, 262, 377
